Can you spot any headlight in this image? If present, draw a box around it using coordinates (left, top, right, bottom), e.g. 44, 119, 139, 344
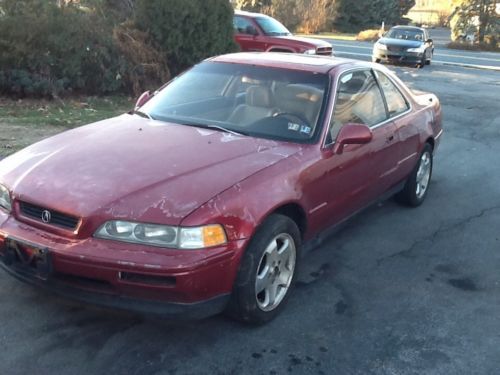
94, 220, 227, 249
303, 49, 316, 55
407, 46, 425, 53
0, 184, 12, 213
375, 42, 387, 51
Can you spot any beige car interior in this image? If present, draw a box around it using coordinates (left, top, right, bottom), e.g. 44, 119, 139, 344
227, 83, 324, 127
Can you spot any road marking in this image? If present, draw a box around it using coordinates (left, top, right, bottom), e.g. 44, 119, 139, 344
329, 42, 500, 62
334, 51, 500, 71
334, 51, 372, 57
433, 52, 500, 63
332, 43, 373, 50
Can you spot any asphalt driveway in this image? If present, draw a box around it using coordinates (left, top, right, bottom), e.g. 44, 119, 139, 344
0, 64, 499, 375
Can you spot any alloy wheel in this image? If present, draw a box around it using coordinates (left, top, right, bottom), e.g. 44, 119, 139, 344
255, 233, 296, 312
416, 151, 432, 199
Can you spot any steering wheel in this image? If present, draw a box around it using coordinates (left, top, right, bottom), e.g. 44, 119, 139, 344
272, 112, 309, 126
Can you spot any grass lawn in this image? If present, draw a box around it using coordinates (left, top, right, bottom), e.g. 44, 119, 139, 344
0, 96, 133, 157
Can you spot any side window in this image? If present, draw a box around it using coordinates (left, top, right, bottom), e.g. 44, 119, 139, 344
233, 16, 254, 35
375, 71, 410, 117
328, 70, 388, 142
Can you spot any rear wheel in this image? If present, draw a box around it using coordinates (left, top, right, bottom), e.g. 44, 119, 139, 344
226, 214, 300, 324
396, 143, 433, 207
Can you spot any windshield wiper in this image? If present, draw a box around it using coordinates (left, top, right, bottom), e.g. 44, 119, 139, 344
205, 124, 248, 137
161, 117, 248, 137
133, 110, 154, 120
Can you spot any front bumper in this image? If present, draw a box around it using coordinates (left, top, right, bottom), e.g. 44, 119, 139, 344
373, 49, 424, 64
0, 213, 246, 318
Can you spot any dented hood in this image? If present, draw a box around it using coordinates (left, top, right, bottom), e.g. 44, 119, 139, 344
0, 115, 300, 225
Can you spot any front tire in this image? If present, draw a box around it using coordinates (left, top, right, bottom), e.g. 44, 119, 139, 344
226, 214, 301, 324
396, 143, 433, 207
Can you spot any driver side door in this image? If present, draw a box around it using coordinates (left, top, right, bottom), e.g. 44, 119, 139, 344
307, 69, 399, 232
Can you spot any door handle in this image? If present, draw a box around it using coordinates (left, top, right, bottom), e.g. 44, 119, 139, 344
386, 135, 395, 143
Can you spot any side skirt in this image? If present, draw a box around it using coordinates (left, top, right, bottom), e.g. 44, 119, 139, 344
302, 181, 406, 255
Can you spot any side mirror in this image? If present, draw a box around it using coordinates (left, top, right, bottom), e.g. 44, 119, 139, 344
135, 91, 151, 110
333, 123, 373, 155
245, 25, 258, 36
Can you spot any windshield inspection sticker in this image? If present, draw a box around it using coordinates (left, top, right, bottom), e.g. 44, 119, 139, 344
288, 122, 300, 131
300, 125, 312, 134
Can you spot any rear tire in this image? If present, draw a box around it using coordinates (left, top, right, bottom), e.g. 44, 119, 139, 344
226, 214, 301, 325
395, 143, 433, 207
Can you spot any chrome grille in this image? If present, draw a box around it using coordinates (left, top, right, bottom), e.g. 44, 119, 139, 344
19, 201, 80, 230
387, 46, 406, 53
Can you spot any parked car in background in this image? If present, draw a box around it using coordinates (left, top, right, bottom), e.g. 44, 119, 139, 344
372, 26, 434, 68
0, 53, 442, 324
233, 10, 334, 56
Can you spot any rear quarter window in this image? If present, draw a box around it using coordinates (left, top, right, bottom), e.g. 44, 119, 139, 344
374, 71, 410, 117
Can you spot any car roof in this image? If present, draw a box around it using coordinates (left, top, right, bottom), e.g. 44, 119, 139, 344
390, 25, 425, 32
209, 52, 369, 74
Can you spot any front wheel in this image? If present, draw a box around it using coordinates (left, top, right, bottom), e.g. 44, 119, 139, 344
226, 214, 301, 324
396, 143, 433, 207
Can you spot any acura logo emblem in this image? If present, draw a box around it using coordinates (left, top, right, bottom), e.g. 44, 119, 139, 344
41, 210, 52, 223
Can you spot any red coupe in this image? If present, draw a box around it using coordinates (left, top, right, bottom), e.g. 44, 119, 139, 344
0, 53, 442, 324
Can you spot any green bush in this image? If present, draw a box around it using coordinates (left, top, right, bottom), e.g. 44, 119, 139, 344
0, 1, 127, 97
135, 0, 238, 75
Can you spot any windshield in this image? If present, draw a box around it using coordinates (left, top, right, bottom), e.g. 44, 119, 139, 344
255, 16, 291, 36
386, 28, 424, 41
140, 62, 329, 143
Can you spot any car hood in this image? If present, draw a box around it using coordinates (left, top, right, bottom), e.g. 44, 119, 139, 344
273, 35, 331, 49
0, 115, 300, 225
378, 37, 422, 48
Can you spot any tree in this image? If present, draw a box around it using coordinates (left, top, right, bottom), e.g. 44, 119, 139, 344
334, 0, 402, 32
136, 0, 237, 75
399, 0, 416, 17
450, 0, 499, 43
236, 0, 272, 12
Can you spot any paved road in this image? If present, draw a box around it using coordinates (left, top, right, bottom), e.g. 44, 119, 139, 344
322, 38, 500, 70
426, 28, 452, 48
1, 65, 500, 374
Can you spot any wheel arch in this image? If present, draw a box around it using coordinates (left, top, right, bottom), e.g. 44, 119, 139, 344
267, 47, 295, 53
271, 202, 307, 240
425, 137, 435, 150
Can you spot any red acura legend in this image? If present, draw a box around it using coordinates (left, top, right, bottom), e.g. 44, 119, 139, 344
0, 53, 442, 324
